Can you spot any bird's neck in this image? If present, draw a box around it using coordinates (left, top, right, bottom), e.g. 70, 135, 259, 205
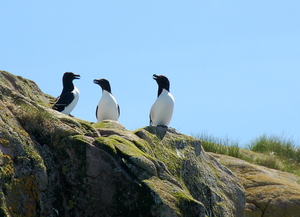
158, 88, 169, 97
63, 81, 74, 92
102, 88, 112, 94
102, 89, 112, 95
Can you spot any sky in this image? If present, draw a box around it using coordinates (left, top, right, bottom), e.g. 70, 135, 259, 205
1, 1, 300, 147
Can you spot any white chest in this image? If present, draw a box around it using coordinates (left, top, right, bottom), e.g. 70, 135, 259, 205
97, 90, 119, 122
150, 89, 174, 126
62, 86, 80, 115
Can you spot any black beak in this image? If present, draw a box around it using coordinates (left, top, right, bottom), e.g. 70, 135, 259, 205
153, 74, 158, 80
93, 79, 99, 84
74, 74, 81, 79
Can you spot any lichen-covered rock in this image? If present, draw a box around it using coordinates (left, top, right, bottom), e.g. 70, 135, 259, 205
211, 153, 300, 217
0, 71, 245, 217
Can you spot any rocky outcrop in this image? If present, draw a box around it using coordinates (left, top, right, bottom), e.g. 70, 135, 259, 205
211, 153, 300, 217
0, 71, 245, 216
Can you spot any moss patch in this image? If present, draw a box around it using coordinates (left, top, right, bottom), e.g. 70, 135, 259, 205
92, 120, 125, 130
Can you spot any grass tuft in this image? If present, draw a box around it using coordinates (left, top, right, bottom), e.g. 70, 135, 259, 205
194, 132, 300, 176
248, 134, 300, 175
193, 132, 240, 158
12, 103, 57, 144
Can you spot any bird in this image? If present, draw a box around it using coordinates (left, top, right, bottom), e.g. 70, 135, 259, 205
150, 74, 174, 127
52, 72, 80, 115
94, 78, 120, 122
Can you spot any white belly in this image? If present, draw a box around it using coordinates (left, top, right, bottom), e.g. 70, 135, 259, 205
97, 91, 119, 122
62, 86, 80, 115
150, 90, 174, 126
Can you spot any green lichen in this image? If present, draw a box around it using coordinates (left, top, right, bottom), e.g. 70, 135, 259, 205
134, 127, 161, 145
61, 135, 89, 185
77, 120, 98, 137
93, 137, 118, 155
11, 103, 59, 144
59, 117, 81, 128
0, 70, 245, 216
0, 191, 9, 217
131, 138, 153, 154
110, 135, 154, 160
0, 139, 9, 147
69, 135, 89, 159
143, 177, 204, 217
0, 155, 14, 186
92, 120, 125, 130
6, 176, 40, 217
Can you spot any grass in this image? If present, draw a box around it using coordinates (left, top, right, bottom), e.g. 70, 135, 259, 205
194, 132, 300, 176
11, 102, 58, 144
248, 134, 300, 175
194, 132, 240, 158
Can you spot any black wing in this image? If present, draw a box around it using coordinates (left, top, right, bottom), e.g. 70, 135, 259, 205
52, 92, 75, 112
95, 105, 98, 119
149, 113, 152, 126
117, 104, 120, 117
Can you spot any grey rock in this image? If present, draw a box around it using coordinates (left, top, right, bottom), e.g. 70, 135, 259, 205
0, 71, 245, 217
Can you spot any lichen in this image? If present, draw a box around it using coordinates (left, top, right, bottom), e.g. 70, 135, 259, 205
0, 154, 14, 186
6, 176, 40, 216
0, 139, 9, 147
77, 120, 99, 137
93, 137, 118, 155
92, 120, 125, 130
0, 71, 246, 216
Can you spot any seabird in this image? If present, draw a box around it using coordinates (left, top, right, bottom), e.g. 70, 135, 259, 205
150, 74, 174, 127
94, 78, 120, 122
52, 72, 80, 115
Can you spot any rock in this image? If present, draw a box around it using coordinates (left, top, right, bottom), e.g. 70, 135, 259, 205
0, 71, 245, 216
210, 153, 300, 217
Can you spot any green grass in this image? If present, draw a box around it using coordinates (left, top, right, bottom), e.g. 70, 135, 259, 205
194, 132, 300, 176
194, 132, 240, 158
248, 134, 300, 175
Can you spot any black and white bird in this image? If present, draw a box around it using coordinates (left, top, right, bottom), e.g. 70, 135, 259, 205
52, 72, 80, 115
150, 74, 174, 127
94, 78, 120, 122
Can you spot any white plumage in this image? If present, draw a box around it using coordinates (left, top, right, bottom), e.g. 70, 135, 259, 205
150, 74, 174, 127
61, 86, 80, 115
150, 89, 174, 126
94, 78, 120, 122
96, 90, 119, 122
52, 72, 80, 115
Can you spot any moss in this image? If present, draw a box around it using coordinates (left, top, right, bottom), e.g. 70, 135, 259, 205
77, 121, 99, 137
143, 178, 180, 212
11, 103, 59, 144
0, 139, 9, 147
0, 155, 14, 186
6, 176, 40, 216
131, 139, 153, 154
92, 120, 125, 130
134, 127, 161, 145
59, 117, 81, 128
18, 139, 46, 176
111, 135, 154, 160
0, 191, 9, 216
143, 177, 204, 217
0, 69, 248, 216
69, 135, 88, 155
62, 135, 88, 184
93, 137, 118, 155
68, 199, 75, 210
174, 191, 205, 216
154, 144, 182, 178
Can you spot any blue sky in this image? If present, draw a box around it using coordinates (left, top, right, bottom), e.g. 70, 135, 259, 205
1, 1, 300, 147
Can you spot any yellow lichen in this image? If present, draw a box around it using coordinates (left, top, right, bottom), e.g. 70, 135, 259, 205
0, 139, 9, 147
